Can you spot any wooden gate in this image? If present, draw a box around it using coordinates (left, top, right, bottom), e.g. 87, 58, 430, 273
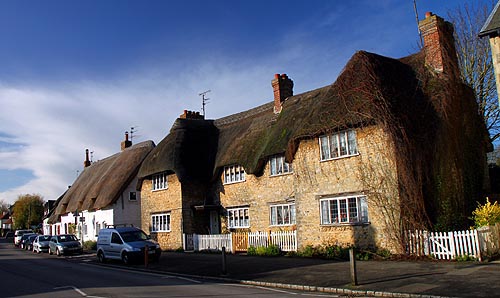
232, 232, 248, 252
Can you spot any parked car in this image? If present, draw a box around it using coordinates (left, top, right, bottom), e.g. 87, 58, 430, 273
96, 226, 161, 265
48, 234, 83, 256
33, 235, 51, 253
19, 233, 36, 249
14, 229, 33, 246
24, 234, 38, 251
4, 231, 14, 239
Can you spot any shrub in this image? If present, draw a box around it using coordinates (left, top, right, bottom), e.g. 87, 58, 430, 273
471, 198, 500, 228
247, 245, 280, 256
456, 255, 477, 262
83, 240, 97, 251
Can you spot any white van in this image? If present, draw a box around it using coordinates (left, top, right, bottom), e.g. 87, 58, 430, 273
14, 229, 34, 247
96, 226, 161, 264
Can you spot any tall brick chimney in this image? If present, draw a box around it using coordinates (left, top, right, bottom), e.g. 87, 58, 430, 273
272, 73, 294, 114
418, 12, 459, 76
120, 131, 132, 151
84, 149, 91, 168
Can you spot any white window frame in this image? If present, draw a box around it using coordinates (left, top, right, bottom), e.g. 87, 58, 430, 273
151, 213, 171, 232
152, 172, 168, 191
319, 130, 358, 161
269, 154, 293, 176
223, 165, 246, 184
270, 203, 296, 226
320, 195, 369, 225
227, 207, 250, 228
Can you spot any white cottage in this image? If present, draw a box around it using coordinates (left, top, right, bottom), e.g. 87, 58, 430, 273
47, 134, 154, 241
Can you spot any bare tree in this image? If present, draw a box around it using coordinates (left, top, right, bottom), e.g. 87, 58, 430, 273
448, 1, 500, 142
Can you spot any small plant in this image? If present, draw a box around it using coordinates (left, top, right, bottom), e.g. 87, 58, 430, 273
471, 198, 500, 228
247, 246, 257, 256
83, 240, 97, 251
247, 245, 280, 256
455, 255, 477, 262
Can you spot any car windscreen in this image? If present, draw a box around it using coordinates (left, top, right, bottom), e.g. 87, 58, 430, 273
39, 236, 51, 241
58, 235, 78, 242
120, 230, 148, 242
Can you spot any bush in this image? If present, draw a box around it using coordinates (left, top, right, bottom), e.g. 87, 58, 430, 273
471, 198, 500, 228
83, 240, 97, 251
247, 245, 280, 257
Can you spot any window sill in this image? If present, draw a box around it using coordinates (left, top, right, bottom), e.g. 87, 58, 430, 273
320, 153, 360, 162
151, 230, 171, 233
320, 222, 370, 227
223, 180, 246, 185
151, 188, 168, 192
269, 172, 293, 178
269, 224, 296, 227
228, 226, 250, 229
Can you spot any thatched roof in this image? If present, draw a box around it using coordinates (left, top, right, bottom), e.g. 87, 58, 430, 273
49, 141, 154, 223
137, 118, 218, 187
138, 50, 434, 180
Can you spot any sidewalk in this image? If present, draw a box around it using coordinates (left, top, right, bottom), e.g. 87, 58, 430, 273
116, 251, 500, 298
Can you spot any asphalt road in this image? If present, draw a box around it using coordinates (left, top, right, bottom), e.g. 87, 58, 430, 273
0, 239, 345, 298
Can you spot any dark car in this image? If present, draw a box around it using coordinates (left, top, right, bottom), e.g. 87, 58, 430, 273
48, 234, 83, 256
19, 233, 36, 249
24, 234, 38, 251
4, 231, 14, 239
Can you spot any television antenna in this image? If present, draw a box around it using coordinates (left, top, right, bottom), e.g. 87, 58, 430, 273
199, 90, 211, 116
130, 126, 140, 141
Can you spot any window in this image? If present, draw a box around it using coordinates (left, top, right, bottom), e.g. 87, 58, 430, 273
151, 213, 171, 232
152, 172, 168, 191
227, 207, 249, 228
223, 165, 246, 184
129, 192, 137, 201
320, 195, 369, 225
269, 155, 293, 176
319, 130, 358, 161
270, 203, 296, 226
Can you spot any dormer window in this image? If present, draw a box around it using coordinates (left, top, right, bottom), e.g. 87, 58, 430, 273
319, 130, 358, 161
223, 165, 246, 184
152, 172, 168, 191
269, 154, 293, 176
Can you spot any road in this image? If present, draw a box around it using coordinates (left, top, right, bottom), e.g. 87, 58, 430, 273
0, 238, 342, 298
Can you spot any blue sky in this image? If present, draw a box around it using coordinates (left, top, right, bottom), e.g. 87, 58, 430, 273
0, 0, 493, 205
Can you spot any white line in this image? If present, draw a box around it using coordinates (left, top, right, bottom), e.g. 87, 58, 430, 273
161, 275, 202, 284
220, 283, 339, 297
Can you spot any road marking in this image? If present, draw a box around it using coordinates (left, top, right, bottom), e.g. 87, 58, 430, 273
161, 275, 202, 283
53, 285, 107, 298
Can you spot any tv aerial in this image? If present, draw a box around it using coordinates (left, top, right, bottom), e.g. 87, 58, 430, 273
199, 90, 211, 116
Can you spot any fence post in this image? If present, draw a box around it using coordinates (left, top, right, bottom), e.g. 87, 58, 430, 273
222, 246, 227, 275
144, 244, 149, 268
349, 247, 358, 286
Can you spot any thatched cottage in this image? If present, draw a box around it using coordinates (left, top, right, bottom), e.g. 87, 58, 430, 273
46, 134, 154, 241
138, 13, 490, 253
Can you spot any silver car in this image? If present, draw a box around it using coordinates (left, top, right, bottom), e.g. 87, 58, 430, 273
48, 234, 83, 256
33, 235, 51, 253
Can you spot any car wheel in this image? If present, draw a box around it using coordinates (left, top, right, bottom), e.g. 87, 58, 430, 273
97, 251, 106, 263
56, 248, 61, 257
48, 247, 52, 255
121, 252, 129, 265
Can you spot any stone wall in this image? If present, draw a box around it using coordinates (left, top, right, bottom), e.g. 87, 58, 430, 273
216, 125, 402, 252
140, 174, 184, 250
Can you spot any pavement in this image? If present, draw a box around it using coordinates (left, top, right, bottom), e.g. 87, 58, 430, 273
84, 251, 500, 298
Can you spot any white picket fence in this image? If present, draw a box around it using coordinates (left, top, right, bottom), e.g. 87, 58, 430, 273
183, 230, 297, 253
406, 229, 482, 261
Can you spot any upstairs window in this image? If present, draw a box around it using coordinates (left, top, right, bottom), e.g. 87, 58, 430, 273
270, 203, 296, 226
320, 195, 369, 225
319, 130, 358, 161
269, 154, 293, 176
152, 172, 168, 191
227, 207, 250, 228
224, 165, 246, 184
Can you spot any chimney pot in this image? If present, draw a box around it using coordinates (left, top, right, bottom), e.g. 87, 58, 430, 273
425, 11, 432, 18
84, 149, 91, 168
274, 73, 280, 79
121, 131, 132, 151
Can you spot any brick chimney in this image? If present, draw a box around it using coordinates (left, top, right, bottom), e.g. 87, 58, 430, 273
418, 12, 459, 76
84, 149, 91, 168
272, 73, 294, 114
120, 131, 132, 151
179, 110, 204, 120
